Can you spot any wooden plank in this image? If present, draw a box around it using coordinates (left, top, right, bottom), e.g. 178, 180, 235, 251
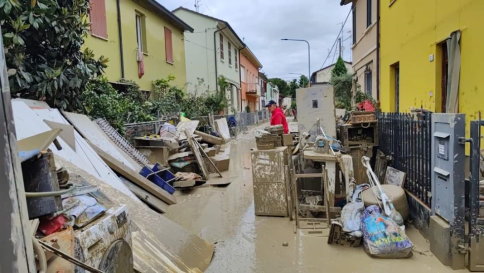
194, 130, 224, 145
119, 177, 168, 213
299, 204, 341, 213
303, 150, 339, 162
89, 142, 176, 205
186, 130, 209, 179
195, 140, 222, 177
17, 129, 62, 152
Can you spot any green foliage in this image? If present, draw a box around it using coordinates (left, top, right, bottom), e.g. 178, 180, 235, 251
354, 88, 379, 111
245, 105, 250, 113
269, 78, 290, 97
331, 56, 348, 78
3, 0, 107, 110
291, 100, 297, 110
80, 77, 154, 133
298, 75, 309, 88
289, 79, 298, 98
330, 72, 353, 110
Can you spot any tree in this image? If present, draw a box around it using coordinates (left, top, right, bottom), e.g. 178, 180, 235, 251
298, 75, 309, 88
2, 0, 107, 110
289, 79, 298, 98
332, 56, 348, 78
269, 78, 290, 97
330, 72, 353, 110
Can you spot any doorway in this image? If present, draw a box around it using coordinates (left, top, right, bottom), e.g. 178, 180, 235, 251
440, 42, 449, 113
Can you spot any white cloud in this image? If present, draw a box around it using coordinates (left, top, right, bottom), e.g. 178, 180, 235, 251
161, 0, 352, 80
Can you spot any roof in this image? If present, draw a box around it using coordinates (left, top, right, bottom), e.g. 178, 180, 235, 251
259, 72, 268, 81
241, 47, 263, 69
340, 0, 353, 5
135, 0, 193, 32
173, 7, 245, 48
311, 60, 352, 79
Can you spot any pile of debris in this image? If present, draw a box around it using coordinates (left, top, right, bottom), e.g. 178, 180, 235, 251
12, 99, 236, 272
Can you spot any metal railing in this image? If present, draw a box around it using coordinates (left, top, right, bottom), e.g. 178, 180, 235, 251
377, 112, 432, 207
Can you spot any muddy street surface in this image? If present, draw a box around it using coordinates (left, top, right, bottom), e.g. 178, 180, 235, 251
165, 123, 466, 273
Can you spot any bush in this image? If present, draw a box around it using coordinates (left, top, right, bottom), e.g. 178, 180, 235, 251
80, 77, 154, 133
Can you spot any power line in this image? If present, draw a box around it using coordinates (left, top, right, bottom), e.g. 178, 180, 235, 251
184, 39, 214, 51
319, 8, 352, 69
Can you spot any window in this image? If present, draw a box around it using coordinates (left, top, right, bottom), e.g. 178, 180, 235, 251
228, 42, 232, 65
136, 13, 147, 53
90, 0, 108, 39
352, 4, 356, 44
240, 65, 245, 82
164, 27, 173, 64
235, 49, 238, 69
220, 34, 224, 60
365, 69, 372, 95
367, 0, 372, 27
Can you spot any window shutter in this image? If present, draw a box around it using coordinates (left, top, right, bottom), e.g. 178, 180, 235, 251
90, 0, 108, 39
220, 34, 224, 59
164, 27, 173, 63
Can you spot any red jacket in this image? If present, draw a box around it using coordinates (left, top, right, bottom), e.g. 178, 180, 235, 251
270, 107, 289, 134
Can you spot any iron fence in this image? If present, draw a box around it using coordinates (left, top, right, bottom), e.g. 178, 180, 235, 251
377, 112, 432, 207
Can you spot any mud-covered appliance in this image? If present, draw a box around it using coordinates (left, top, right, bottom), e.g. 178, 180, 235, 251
74, 205, 133, 273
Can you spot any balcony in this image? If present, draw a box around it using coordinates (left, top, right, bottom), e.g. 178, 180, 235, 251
246, 83, 261, 97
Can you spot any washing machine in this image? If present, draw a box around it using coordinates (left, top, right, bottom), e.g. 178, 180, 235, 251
74, 205, 133, 273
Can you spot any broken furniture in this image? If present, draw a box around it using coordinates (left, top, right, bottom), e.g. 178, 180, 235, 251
251, 147, 290, 217
328, 221, 362, 247
293, 149, 341, 229
339, 123, 378, 148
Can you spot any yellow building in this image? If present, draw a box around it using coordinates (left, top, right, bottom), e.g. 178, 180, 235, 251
84, 0, 193, 91
380, 0, 484, 127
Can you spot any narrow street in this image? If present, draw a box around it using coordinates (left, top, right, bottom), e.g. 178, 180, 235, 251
164, 123, 465, 273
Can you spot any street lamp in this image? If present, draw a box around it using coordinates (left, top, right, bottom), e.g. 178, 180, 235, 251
281, 38, 311, 87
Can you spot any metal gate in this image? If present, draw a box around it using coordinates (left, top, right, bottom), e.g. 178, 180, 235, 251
469, 119, 484, 271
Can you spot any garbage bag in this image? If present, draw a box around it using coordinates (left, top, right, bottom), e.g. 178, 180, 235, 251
361, 205, 413, 258
340, 184, 369, 237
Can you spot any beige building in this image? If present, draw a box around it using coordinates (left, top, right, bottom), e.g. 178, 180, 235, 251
341, 0, 378, 99
310, 61, 353, 84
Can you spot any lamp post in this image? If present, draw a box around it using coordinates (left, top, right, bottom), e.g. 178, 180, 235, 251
281, 39, 311, 87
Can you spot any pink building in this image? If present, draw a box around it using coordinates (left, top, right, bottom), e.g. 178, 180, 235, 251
240, 47, 262, 112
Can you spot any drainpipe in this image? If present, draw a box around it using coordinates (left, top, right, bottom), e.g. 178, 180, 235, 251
239, 44, 246, 112
213, 26, 228, 92
116, 0, 125, 79
376, 0, 380, 101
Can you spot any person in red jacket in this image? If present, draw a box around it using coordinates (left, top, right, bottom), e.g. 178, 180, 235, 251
265, 100, 289, 134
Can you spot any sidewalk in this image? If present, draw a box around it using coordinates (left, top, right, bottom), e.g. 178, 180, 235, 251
163, 123, 467, 273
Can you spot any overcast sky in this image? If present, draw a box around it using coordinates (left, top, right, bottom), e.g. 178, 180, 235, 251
161, 0, 352, 81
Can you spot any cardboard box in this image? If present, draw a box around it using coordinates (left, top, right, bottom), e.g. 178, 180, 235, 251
282, 134, 293, 146
204, 148, 216, 157
206, 155, 230, 172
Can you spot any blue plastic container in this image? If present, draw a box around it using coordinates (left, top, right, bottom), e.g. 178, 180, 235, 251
139, 166, 175, 195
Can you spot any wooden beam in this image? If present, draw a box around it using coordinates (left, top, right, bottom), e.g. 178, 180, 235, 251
89, 142, 176, 205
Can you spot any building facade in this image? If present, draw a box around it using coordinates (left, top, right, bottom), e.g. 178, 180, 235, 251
173, 7, 245, 113
240, 47, 263, 112
341, 0, 378, 99
84, 0, 193, 91
311, 61, 353, 84
259, 73, 268, 109
379, 0, 483, 137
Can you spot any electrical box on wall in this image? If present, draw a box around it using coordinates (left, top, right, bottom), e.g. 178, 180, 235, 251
429, 54, 435, 62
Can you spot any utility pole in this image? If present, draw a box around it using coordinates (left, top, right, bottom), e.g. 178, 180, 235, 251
194, 0, 201, 12
338, 37, 342, 58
